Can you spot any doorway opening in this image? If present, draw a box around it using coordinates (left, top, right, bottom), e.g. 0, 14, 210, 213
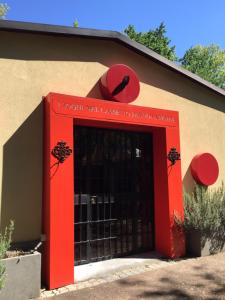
74, 126, 154, 265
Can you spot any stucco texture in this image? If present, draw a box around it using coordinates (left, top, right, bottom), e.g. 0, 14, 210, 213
0, 30, 224, 242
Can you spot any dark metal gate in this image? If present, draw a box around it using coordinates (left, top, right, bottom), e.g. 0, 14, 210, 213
74, 126, 154, 265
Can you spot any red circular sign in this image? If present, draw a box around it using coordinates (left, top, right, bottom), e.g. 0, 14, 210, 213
100, 64, 140, 103
190, 153, 219, 186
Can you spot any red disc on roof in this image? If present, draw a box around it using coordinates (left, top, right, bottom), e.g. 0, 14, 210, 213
100, 64, 140, 103
190, 153, 219, 186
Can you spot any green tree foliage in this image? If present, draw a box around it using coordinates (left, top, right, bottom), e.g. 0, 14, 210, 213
73, 20, 79, 28
0, 3, 9, 19
180, 44, 225, 89
124, 22, 177, 61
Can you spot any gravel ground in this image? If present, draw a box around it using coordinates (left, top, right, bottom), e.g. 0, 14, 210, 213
40, 252, 225, 300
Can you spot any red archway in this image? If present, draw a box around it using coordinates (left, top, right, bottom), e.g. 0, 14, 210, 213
43, 92, 185, 289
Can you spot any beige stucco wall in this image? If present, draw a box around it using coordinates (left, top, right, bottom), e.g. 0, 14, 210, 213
0, 30, 225, 242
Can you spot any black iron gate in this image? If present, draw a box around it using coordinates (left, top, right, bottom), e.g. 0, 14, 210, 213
74, 126, 154, 265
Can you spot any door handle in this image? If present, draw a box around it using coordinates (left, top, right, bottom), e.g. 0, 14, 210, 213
90, 195, 97, 204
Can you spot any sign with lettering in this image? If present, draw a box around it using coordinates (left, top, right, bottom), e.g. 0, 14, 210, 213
51, 94, 178, 128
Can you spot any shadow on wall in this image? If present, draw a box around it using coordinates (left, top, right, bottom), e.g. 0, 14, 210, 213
1, 102, 43, 243
183, 165, 196, 193
0, 31, 224, 114
85, 52, 225, 114
86, 79, 104, 100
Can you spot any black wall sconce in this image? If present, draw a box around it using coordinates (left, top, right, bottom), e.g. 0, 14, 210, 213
167, 148, 180, 165
51, 141, 72, 163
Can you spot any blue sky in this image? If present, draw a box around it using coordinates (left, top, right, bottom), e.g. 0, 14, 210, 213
4, 0, 225, 58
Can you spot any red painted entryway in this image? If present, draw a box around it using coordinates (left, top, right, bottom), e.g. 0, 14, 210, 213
43, 92, 185, 290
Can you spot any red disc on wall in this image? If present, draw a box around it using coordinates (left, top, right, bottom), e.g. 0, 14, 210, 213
100, 64, 140, 103
190, 153, 219, 186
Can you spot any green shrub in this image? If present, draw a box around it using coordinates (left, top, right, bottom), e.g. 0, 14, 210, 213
183, 183, 225, 234
0, 220, 14, 289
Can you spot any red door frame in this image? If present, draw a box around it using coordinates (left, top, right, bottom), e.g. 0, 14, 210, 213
43, 92, 185, 290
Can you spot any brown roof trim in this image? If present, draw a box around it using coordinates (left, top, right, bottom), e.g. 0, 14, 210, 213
0, 19, 225, 98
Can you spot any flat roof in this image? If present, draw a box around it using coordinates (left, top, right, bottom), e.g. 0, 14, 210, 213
0, 19, 225, 98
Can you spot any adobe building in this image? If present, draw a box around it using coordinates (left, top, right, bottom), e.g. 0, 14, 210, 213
0, 20, 224, 289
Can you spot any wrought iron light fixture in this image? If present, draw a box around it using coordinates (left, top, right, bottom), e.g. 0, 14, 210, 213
167, 148, 180, 165
51, 141, 72, 163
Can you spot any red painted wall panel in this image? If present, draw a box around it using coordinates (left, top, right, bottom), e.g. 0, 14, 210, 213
153, 127, 171, 257
43, 97, 74, 289
165, 127, 185, 258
